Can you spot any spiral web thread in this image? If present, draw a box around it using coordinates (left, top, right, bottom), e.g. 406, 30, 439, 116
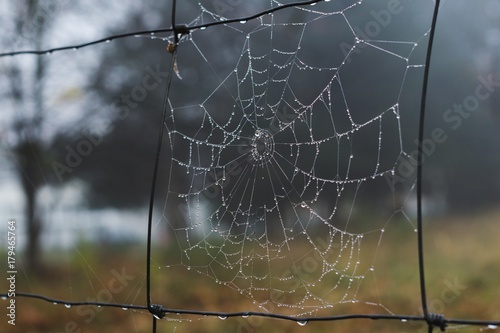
157, 0, 426, 317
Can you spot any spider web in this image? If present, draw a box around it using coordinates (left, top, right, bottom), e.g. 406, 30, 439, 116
153, 0, 432, 317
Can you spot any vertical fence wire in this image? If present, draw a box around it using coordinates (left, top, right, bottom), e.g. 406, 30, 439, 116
416, 0, 444, 331
146, 8, 176, 316
146, 2, 178, 330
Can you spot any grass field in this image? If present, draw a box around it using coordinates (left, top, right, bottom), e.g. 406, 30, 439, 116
2, 209, 500, 333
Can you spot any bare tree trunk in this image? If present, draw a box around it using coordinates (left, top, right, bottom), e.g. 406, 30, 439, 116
24, 179, 42, 273
9, 1, 49, 274
15, 141, 44, 273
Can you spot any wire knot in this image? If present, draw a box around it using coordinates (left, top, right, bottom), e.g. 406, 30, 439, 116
149, 304, 165, 320
168, 24, 190, 53
174, 24, 190, 36
427, 313, 447, 332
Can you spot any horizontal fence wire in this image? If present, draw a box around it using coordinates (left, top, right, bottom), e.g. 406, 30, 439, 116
2, 292, 500, 329
0, 0, 325, 57
1, 0, 500, 332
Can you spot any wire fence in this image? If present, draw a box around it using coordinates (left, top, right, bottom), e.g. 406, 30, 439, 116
2, 0, 500, 332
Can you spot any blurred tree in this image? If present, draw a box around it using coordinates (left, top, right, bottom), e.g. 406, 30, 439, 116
69, 3, 189, 231
0, 0, 133, 272
423, 1, 500, 213
1, 0, 57, 273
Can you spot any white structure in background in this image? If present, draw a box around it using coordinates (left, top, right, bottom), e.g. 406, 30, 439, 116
0, 167, 147, 251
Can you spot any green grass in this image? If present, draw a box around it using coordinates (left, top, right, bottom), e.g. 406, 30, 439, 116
2, 210, 500, 332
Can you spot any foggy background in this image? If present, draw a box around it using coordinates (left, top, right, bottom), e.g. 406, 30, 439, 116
0, 0, 499, 266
